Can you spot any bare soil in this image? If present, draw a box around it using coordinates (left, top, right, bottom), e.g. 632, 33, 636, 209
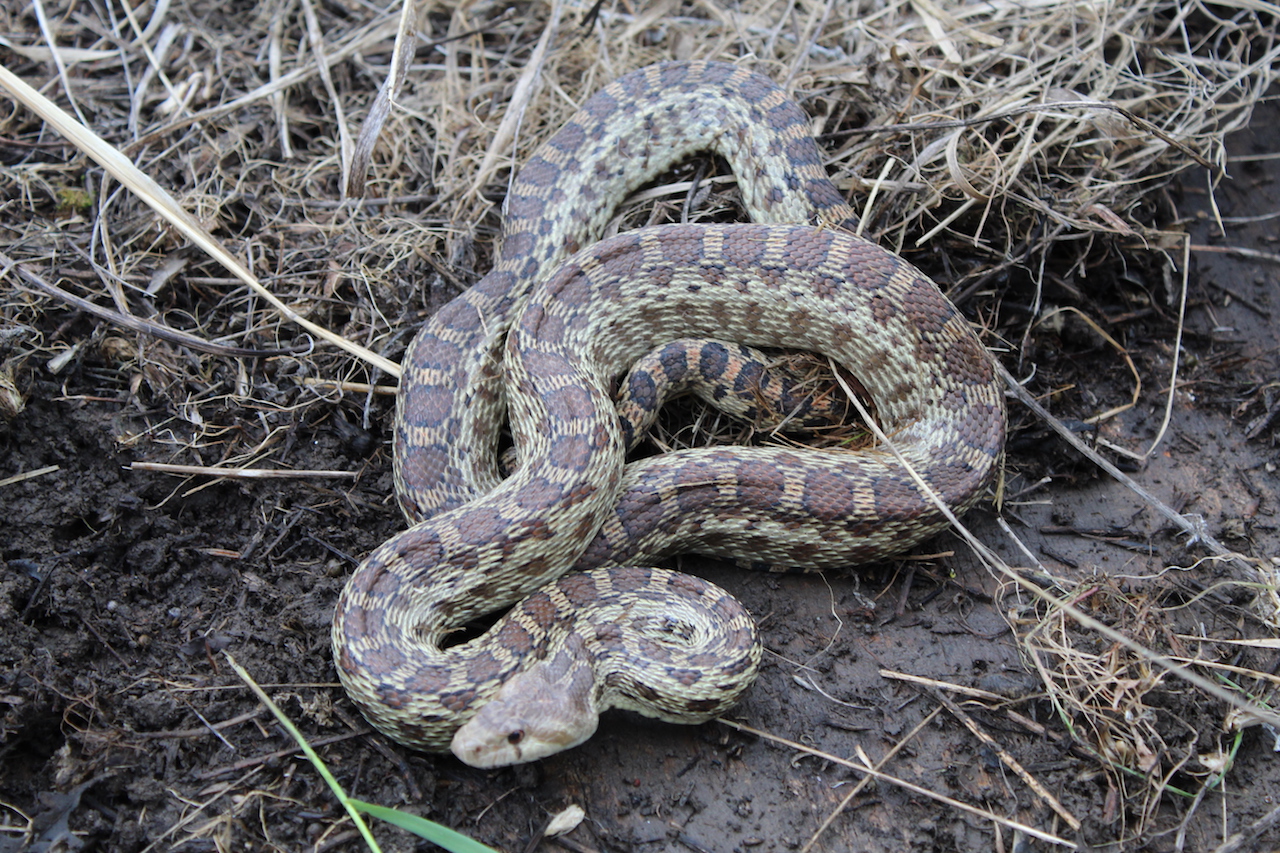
3, 9, 1280, 853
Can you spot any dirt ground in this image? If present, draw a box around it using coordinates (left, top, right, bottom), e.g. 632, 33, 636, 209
3, 4, 1280, 853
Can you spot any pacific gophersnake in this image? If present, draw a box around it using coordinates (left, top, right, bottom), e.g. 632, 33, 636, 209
332, 61, 1005, 767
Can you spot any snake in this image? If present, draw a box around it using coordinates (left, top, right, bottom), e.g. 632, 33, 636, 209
331, 61, 1006, 768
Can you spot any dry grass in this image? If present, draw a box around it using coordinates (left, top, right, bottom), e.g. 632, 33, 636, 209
1008, 568, 1277, 838
2, 0, 1279, 848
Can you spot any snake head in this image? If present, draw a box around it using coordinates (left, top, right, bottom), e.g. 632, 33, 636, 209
450, 651, 600, 768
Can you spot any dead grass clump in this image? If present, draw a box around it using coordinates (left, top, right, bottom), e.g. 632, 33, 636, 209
1009, 571, 1276, 838
366, 0, 1280, 296
806, 0, 1278, 262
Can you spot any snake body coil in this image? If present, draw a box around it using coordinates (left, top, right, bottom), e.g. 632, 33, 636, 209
332, 62, 1006, 767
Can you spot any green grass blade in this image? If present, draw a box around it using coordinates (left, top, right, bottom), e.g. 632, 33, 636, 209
348, 799, 501, 853
224, 651, 497, 853
223, 653, 383, 852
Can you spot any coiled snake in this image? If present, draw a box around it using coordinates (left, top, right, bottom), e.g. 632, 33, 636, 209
332, 61, 1006, 767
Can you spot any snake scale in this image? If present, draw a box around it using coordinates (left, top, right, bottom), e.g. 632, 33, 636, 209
332, 61, 1006, 767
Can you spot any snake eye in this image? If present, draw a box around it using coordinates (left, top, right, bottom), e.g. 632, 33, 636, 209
507, 729, 524, 745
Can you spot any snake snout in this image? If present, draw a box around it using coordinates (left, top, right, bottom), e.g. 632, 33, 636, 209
451, 652, 600, 768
